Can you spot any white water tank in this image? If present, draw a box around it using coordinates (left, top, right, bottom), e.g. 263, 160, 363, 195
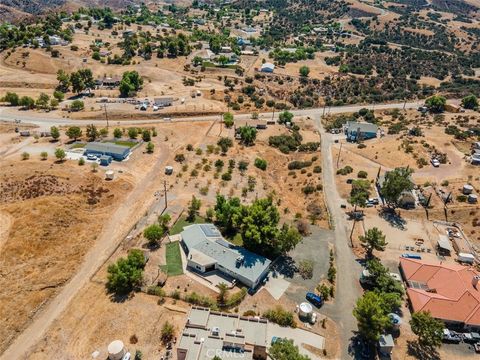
299, 302, 313, 319
107, 340, 125, 360
105, 170, 115, 180
463, 184, 474, 195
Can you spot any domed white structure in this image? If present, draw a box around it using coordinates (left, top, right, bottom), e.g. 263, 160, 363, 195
107, 340, 125, 360
299, 302, 313, 319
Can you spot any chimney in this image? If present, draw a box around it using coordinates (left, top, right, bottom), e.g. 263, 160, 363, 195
472, 275, 480, 289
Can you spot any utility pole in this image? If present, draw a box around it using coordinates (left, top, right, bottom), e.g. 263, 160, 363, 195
336, 142, 343, 168
103, 103, 109, 129
164, 180, 168, 210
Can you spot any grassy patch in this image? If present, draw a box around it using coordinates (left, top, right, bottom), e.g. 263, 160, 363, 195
170, 215, 206, 235
104, 140, 138, 148
70, 143, 86, 149
226, 232, 243, 246
161, 242, 183, 276
203, 61, 239, 69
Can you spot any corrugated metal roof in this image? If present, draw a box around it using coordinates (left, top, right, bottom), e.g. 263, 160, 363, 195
85, 142, 130, 156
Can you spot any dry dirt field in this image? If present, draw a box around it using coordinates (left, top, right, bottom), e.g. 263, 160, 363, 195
0, 160, 134, 354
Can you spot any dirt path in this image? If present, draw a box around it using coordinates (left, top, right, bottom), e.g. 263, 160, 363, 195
0, 210, 12, 251
0, 142, 172, 360
314, 115, 363, 359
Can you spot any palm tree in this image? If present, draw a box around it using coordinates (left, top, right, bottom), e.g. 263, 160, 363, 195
359, 227, 387, 258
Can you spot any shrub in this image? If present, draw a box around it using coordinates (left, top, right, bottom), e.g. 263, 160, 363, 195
302, 185, 316, 195
254, 158, 267, 170
298, 260, 314, 279
457, 195, 467, 202
221, 172, 232, 181
78, 157, 85, 165
336, 166, 353, 175
313, 166, 322, 173
21, 152, 30, 160
317, 284, 330, 301
263, 306, 296, 328
357, 170, 368, 179
184, 292, 217, 308
243, 310, 257, 317
174, 153, 185, 163
288, 160, 312, 170
298, 142, 320, 152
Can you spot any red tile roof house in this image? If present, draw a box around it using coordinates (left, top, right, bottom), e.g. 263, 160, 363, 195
400, 257, 480, 330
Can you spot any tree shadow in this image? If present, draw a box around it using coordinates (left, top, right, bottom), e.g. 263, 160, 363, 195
378, 208, 407, 230
348, 334, 376, 359
271, 255, 297, 279
407, 340, 440, 360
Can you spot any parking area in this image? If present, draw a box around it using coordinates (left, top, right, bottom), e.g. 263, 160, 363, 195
267, 323, 325, 359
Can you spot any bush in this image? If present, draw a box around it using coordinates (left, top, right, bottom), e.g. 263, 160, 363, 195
147, 286, 166, 297
226, 288, 247, 307
357, 170, 368, 178
298, 260, 314, 279
313, 166, 322, 173
70, 100, 84, 111
317, 284, 330, 301
21, 152, 30, 160
263, 306, 296, 328
106, 249, 145, 294
298, 142, 320, 152
288, 160, 312, 170
174, 153, 185, 163
457, 195, 467, 202
254, 158, 267, 170
221, 172, 232, 181
336, 166, 353, 175
184, 292, 217, 308
243, 310, 257, 317
302, 185, 316, 195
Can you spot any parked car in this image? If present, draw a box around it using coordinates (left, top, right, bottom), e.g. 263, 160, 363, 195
462, 332, 480, 343
368, 198, 379, 205
306, 292, 323, 307
86, 154, 97, 160
443, 329, 462, 343
431, 158, 440, 167
153, 105, 159, 111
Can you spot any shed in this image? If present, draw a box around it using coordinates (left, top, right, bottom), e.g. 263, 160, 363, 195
378, 334, 394, 355
154, 97, 174, 107
85, 142, 131, 161
99, 155, 112, 166
260, 63, 275, 73
437, 235, 453, 255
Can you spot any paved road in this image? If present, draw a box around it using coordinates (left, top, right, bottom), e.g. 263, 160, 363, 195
0, 101, 424, 130
314, 114, 363, 358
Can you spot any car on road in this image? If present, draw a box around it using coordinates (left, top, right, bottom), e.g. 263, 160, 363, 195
86, 154, 97, 160
443, 329, 462, 343
431, 158, 440, 167
306, 292, 323, 307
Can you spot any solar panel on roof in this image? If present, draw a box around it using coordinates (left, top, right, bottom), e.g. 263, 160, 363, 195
216, 239, 232, 248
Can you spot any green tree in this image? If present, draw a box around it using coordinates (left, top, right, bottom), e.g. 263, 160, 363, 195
56, 69, 70, 92
217, 55, 229, 67
161, 321, 175, 344
217, 137, 233, 154
380, 167, 414, 209
238, 126, 257, 146
50, 126, 60, 141
236, 197, 281, 256
187, 195, 202, 221
128, 127, 139, 139
278, 111, 294, 124
349, 179, 371, 211
113, 128, 123, 138
217, 282, 229, 306
276, 223, 302, 254
21, 152, 30, 160
55, 148, 66, 161
461, 94, 478, 110
158, 213, 171, 233
36, 93, 50, 109
143, 224, 163, 245
146, 141, 155, 153
106, 249, 146, 294
53, 91, 65, 101
299, 65, 310, 77
254, 157, 267, 170
142, 129, 151, 142
360, 227, 387, 258
410, 311, 443, 348
19, 96, 35, 109
119, 71, 143, 97
214, 195, 242, 233
223, 112, 234, 128
70, 100, 84, 111
269, 339, 310, 360
353, 291, 391, 342
70, 71, 84, 94
425, 95, 446, 113
40, 151, 48, 160
86, 124, 99, 141
50, 98, 59, 109
3, 92, 19, 106
192, 55, 203, 66
65, 126, 82, 141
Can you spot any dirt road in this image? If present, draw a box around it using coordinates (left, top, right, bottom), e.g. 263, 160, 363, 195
314, 114, 363, 358
0, 142, 172, 360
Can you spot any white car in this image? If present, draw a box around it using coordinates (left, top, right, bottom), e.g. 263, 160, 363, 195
153, 105, 159, 111
431, 159, 440, 167
86, 154, 97, 160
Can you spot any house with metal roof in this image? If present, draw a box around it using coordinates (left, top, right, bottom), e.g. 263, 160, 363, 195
154, 97, 174, 107
260, 62, 275, 73
180, 224, 271, 289
345, 121, 378, 141
84, 142, 131, 161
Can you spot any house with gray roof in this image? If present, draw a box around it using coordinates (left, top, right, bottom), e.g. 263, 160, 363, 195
84, 142, 131, 161
180, 224, 271, 289
345, 121, 378, 141
177, 306, 268, 360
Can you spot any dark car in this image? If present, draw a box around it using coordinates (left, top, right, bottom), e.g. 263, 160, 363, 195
443, 329, 462, 344
306, 292, 323, 307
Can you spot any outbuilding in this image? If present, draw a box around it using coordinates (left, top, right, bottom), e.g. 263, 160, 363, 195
154, 97, 174, 107
85, 142, 131, 161
260, 63, 275, 73
437, 235, 453, 256
345, 121, 378, 141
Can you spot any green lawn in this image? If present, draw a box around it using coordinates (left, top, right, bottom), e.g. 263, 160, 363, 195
104, 140, 138, 148
70, 143, 85, 149
170, 215, 206, 235
161, 242, 183, 276
226, 233, 243, 246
